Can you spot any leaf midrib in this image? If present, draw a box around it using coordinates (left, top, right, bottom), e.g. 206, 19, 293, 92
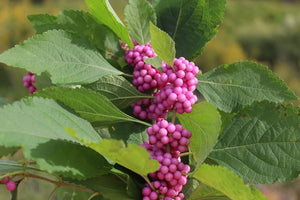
213, 141, 300, 152
198, 80, 279, 92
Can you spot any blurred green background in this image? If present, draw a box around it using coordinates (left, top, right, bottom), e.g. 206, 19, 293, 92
0, 0, 300, 199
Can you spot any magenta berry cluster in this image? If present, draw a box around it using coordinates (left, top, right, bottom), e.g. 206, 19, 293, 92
125, 43, 199, 121
147, 120, 191, 153
1, 177, 16, 191
124, 42, 200, 200
23, 71, 37, 94
125, 42, 162, 92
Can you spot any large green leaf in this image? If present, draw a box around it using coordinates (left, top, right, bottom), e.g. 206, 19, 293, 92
28, 10, 125, 68
209, 102, 300, 184
193, 164, 268, 200
85, 0, 133, 47
197, 61, 298, 113
0, 30, 121, 85
0, 97, 111, 179
124, 0, 156, 45
153, 0, 226, 59
37, 87, 149, 126
69, 134, 160, 181
177, 102, 222, 168
86, 75, 149, 109
150, 22, 175, 66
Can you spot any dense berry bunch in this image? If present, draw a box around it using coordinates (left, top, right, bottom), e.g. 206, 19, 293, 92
1, 177, 16, 191
125, 42, 198, 199
147, 120, 191, 153
125, 43, 162, 92
127, 44, 200, 120
141, 142, 189, 200
23, 71, 37, 94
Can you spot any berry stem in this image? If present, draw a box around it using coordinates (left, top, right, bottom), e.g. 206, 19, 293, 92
87, 192, 101, 200
143, 176, 155, 191
121, 73, 134, 78
179, 152, 193, 157
171, 109, 176, 124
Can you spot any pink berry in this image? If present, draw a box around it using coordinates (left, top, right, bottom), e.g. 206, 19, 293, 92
6, 181, 16, 191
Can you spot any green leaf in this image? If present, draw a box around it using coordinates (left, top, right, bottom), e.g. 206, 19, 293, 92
197, 61, 298, 113
187, 180, 231, 200
69, 174, 134, 200
0, 146, 19, 157
69, 135, 160, 181
124, 0, 156, 45
0, 30, 121, 85
144, 57, 163, 71
0, 97, 111, 179
209, 101, 300, 184
177, 102, 222, 168
37, 87, 149, 126
109, 122, 148, 145
28, 10, 95, 36
193, 164, 268, 200
85, 0, 133, 47
86, 75, 149, 109
149, 22, 175, 66
153, 0, 226, 59
28, 10, 125, 68
0, 98, 11, 107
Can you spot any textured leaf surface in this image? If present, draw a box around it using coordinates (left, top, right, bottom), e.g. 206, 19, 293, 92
109, 122, 148, 145
0, 30, 121, 85
153, 0, 226, 59
37, 87, 148, 126
85, 0, 133, 47
0, 146, 18, 157
197, 61, 298, 113
150, 22, 175, 66
0, 97, 111, 179
70, 135, 160, 180
209, 102, 300, 184
28, 10, 96, 35
178, 102, 221, 167
87, 75, 149, 109
28, 10, 125, 68
193, 164, 268, 200
125, 0, 156, 45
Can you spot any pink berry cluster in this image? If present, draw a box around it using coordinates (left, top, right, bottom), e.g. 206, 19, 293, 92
147, 120, 191, 153
125, 43, 199, 121
23, 71, 37, 94
125, 42, 161, 92
141, 142, 190, 200
1, 177, 16, 191
124, 42, 199, 200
